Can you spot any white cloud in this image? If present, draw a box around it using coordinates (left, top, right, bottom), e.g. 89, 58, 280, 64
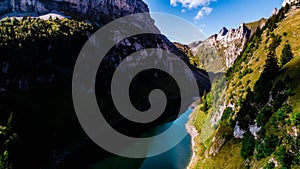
181, 9, 186, 13
194, 7, 213, 20
170, 0, 216, 9
170, 0, 178, 6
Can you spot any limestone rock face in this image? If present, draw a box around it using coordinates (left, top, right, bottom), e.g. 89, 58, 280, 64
189, 24, 251, 71
0, 0, 149, 25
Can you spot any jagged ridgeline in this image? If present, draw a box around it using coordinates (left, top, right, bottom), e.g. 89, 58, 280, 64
191, 2, 300, 168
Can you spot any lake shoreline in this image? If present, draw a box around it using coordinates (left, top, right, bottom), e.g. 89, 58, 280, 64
185, 103, 200, 169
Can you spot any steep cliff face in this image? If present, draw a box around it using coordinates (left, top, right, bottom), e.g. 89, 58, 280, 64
216, 24, 251, 68
189, 23, 252, 71
0, 0, 210, 92
0, 0, 157, 93
0, 0, 149, 24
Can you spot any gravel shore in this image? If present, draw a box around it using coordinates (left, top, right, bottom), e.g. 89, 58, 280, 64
185, 106, 199, 169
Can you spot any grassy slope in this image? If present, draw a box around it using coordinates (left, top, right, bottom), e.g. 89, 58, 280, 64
245, 18, 268, 35
192, 6, 300, 169
173, 42, 204, 69
227, 7, 300, 115
274, 8, 300, 113
195, 139, 244, 169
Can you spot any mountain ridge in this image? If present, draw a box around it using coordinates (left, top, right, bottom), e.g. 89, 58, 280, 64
187, 17, 271, 73
0, 0, 150, 25
189, 2, 300, 168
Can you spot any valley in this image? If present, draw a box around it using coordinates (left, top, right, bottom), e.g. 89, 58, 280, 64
0, 0, 299, 169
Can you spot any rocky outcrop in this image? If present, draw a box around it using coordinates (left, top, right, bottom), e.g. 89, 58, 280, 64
218, 27, 228, 36
207, 136, 226, 156
189, 23, 251, 71
272, 8, 279, 16
189, 16, 269, 73
189, 40, 202, 49
0, 0, 150, 26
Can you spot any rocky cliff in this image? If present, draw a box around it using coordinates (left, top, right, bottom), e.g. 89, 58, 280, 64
0, 0, 149, 25
189, 23, 252, 71
0, 0, 210, 92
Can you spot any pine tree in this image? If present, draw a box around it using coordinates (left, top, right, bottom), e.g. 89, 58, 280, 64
280, 43, 293, 66
241, 131, 255, 159
262, 51, 280, 80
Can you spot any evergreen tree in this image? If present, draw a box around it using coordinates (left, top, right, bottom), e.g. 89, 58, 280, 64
241, 131, 255, 159
263, 51, 280, 80
280, 43, 294, 66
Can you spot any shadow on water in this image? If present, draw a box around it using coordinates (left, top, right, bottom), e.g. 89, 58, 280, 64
90, 109, 193, 169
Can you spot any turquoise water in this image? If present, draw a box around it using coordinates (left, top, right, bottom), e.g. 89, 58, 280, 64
91, 109, 193, 169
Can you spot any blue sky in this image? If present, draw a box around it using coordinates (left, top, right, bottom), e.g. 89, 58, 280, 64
143, 0, 282, 44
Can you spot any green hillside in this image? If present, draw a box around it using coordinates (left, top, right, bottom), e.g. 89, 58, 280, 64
191, 2, 300, 169
245, 18, 268, 36
173, 42, 204, 68
0, 17, 93, 169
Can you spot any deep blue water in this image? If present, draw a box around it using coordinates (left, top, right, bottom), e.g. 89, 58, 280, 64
90, 109, 193, 169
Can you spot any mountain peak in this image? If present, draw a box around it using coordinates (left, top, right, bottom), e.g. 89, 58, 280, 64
189, 20, 253, 70
239, 23, 251, 35
272, 7, 279, 16
218, 27, 228, 36
240, 23, 246, 27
